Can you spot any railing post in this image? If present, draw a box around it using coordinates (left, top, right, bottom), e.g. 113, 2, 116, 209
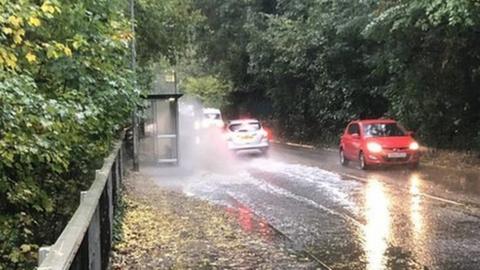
114, 154, 120, 195
117, 151, 121, 184
119, 143, 124, 179
80, 191, 88, 203
107, 172, 113, 245
91, 170, 106, 270
77, 191, 89, 270
88, 205, 102, 270
38, 246, 50, 266
37, 137, 125, 270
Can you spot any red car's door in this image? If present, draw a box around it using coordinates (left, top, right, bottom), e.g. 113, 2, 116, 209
343, 123, 356, 159
350, 129, 362, 159
344, 123, 361, 159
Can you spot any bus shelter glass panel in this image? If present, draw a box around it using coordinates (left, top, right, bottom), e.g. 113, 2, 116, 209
141, 98, 179, 165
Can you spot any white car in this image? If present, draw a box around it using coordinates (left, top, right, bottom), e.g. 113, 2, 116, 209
196, 108, 224, 129
226, 119, 269, 154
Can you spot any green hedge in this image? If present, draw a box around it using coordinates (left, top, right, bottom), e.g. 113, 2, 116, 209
0, 0, 137, 268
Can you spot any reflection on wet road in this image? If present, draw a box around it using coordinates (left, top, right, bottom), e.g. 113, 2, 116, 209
145, 144, 480, 269
363, 179, 390, 270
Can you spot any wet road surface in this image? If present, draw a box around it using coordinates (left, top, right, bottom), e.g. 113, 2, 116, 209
142, 143, 480, 270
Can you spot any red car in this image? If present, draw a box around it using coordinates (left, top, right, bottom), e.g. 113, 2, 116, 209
339, 119, 420, 169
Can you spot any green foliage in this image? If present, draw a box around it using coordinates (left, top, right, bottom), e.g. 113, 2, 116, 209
136, 0, 201, 63
193, 0, 480, 149
181, 75, 232, 108
135, 0, 203, 94
0, 0, 199, 266
364, 0, 480, 148
192, 0, 259, 87
0, 0, 139, 268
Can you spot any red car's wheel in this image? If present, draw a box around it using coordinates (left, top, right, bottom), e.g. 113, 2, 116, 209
359, 152, 369, 170
340, 148, 349, 166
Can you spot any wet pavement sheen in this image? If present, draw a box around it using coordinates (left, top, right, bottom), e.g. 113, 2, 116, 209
144, 144, 480, 270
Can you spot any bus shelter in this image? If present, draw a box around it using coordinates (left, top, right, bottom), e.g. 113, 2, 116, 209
141, 70, 182, 166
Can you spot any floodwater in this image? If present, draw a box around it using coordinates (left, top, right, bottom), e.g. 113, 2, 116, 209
138, 100, 480, 269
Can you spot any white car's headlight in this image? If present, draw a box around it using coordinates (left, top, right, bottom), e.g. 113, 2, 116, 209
367, 142, 382, 153
409, 142, 419, 150
202, 119, 209, 128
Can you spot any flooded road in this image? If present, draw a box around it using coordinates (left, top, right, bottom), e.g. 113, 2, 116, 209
141, 142, 480, 270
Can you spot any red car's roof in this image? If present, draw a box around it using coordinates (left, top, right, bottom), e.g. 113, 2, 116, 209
353, 119, 397, 124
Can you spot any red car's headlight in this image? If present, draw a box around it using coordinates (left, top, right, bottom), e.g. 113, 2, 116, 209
409, 142, 419, 150
367, 142, 382, 153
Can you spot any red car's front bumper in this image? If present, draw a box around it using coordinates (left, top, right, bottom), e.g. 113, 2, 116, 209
364, 149, 420, 165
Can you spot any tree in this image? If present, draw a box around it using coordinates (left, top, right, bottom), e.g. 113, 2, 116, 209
364, 0, 480, 148
1, 0, 134, 267
181, 75, 232, 108
192, 0, 480, 149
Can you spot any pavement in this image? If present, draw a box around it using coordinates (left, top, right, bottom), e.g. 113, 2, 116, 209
111, 171, 317, 269
137, 135, 480, 270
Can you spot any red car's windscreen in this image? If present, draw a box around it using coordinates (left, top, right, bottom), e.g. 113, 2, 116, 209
363, 123, 405, 137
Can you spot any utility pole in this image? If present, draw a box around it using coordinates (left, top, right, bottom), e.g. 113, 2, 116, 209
130, 0, 139, 171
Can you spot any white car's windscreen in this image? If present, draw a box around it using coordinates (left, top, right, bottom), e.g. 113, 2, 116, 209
204, 113, 221, 120
229, 122, 261, 132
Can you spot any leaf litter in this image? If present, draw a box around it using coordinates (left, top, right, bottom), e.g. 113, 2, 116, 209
111, 171, 318, 269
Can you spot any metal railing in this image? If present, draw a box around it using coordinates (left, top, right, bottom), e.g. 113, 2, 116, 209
38, 134, 126, 270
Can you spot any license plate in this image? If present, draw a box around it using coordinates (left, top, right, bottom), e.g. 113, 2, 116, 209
387, 152, 407, 158
240, 135, 253, 140
237, 135, 254, 143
